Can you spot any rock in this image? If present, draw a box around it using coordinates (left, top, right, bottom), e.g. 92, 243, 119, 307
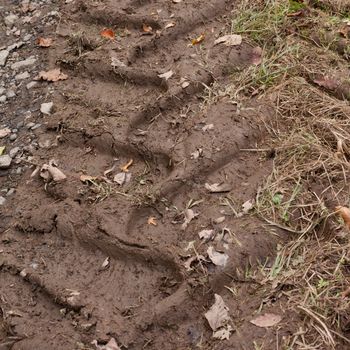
23, 34, 32, 41
12, 129, 18, 133
0, 87, 5, 95
7, 41, 24, 52
9, 133, 17, 141
16, 167, 22, 174
11, 56, 36, 70
16, 121, 24, 128
15, 71, 30, 80
26, 81, 37, 89
0, 196, 6, 205
0, 96, 6, 103
9, 147, 20, 158
0, 155, 12, 169
6, 90, 15, 98
5, 14, 18, 27
40, 102, 53, 115
26, 122, 35, 129
0, 50, 9, 66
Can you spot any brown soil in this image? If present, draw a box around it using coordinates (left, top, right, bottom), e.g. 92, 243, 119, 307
0, 0, 311, 349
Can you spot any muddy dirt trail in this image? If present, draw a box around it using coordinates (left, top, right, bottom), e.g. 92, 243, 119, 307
0, 1, 288, 349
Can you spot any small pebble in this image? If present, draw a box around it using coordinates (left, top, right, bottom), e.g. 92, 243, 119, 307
0, 95, 6, 103
15, 71, 30, 80
26, 81, 37, 89
9, 147, 20, 158
31, 123, 41, 130
40, 102, 53, 115
6, 188, 15, 196
26, 122, 35, 129
0, 155, 12, 169
9, 133, 17, 141
0, 196, 6, 206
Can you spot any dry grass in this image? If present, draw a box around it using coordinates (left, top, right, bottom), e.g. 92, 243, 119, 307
220, 0, 350, 348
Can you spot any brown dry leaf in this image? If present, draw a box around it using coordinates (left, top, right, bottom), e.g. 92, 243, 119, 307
158, 70, 174, 80
0, 128, 11, 139
213, 325, 233, 340
184, 254, 206, 271
37, 68, 68, 82
37, 37, 53, 47
335, 206, 350, 229
40, 160, 67, 182
191, 34, 205, 45
251, 46, 262, 65
80, 174, 96, 182
205, 182, 232, 193
181, 208, 197, 230
313, 76, 339, 90
148, 216, 158, 226
207, 246, 229, 267
250, 313, 282, 328
100, 28, 115, 39
113, 172, 131, 185
92, 338, 121, 350
142, 24, 153, 33
214, 34, 242, 46
120, 159, 133, 172
204, 294, 231, 331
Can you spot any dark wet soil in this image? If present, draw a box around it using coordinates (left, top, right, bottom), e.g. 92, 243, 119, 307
0, 1, 291, 349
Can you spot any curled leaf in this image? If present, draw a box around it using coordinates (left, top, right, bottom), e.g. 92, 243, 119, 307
158, 70, 174, 80
214, 34, 242, 46
207, 246, 229, 267
80, 174, 97, 182
335, 206, 350, 229
142, 24, 153, 33
40, 160, 66, 182
120, 159, 133, 172
37, 37, 53, 47
181, 208, 197, 230
191, 34, 205, 45
148, 216, 157, 226
100, 28, 115, 39
205, 182, 232, 193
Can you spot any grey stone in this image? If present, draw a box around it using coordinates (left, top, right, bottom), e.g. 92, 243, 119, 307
0, 196, 6, 206
0, 50, 9, 66
5, 14, 18, 27
6, 90, 15, 98
12, 129, 18, 133
9, 147, 20, 158
26, 81, 37, 89
16, 167, 22, 174
16, 121, 24, 128
0, 155, 12, 169
11, 56, 36, 70
7, 41, 24, 52
0, 87, 5, 95
31, 123, 41, 130
23, 34, 32, 41
9, 133, 17, 141
0, 95, 6, 103
40, 102, 53, 115
15, 71, 30, 80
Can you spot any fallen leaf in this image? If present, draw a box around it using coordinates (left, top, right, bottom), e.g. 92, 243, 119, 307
113, 172, 131, 185
191, 148, 203, 160
207, 246, 229, 267
158, 70, 173, 80
184, 254, 206, 271
250, 313, 282, 328
242, 199, 254, 213
198, 229, 215, 241
101, 257, 110, 269
251, 46, 262, 65
214, 34, 242, 46
100, 28, 115, 39
0, 128, 11, 139
103, 165, 116, 176
0, 146, 5, 156
92, 338, 121, 350
37, 37, 53, 47
205, 183, 232, 193
80, 174, 97, 182
37, 68, 68, 82
191, 34, 205, 45
204, 294, 231, 331
214, 216, 225, 224
164, 22, 175, 29
202, 123, 214, 132
336, 206, 350, 229
213, 325, 233, 340
148, 216, 158, 226
314, 76, 339, 90
142, 24, 153, 33
40, 160, 67, 182
181, 208, 197, 230
120, 159, 133, 172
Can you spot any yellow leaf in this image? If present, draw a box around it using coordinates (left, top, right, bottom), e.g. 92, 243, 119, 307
336, 206, 350, 229
148, 217, 157, 226
191, 34, 205, 45
100, 28, 115, 39
120, 159, 133, 172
